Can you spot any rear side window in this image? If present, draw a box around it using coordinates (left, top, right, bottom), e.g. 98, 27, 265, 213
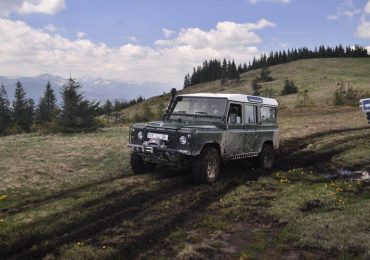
261, 106, 276, 124
244, 105, 257, 124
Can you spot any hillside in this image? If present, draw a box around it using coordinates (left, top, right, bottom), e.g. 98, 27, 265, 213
120, 58, 370, 120
1, 57, 370, 259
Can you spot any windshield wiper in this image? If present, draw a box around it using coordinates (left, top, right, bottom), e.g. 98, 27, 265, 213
194, 111, 208, 115
172, 111, 186, 115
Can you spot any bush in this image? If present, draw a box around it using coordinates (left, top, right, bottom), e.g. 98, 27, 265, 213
252, 78, 262, 96
296, 89, 312, 107
281, 79, 298, 95
257, 67, 273, 82
333, 81, 368, 106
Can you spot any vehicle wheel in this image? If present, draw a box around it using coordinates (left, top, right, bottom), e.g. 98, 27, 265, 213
259, 144, 274, 169
130, 152, 155, 174
192, 146, 220, 184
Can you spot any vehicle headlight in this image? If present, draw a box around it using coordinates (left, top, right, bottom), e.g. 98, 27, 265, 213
137, 131, 143, 140
179, 135, 187, 145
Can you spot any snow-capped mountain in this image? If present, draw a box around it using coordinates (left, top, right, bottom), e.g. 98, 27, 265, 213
0, 74, 174, 103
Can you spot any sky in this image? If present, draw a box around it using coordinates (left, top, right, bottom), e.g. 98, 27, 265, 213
0, 0, 370, 86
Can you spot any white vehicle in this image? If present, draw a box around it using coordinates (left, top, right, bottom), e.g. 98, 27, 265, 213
359, 98, 370, 124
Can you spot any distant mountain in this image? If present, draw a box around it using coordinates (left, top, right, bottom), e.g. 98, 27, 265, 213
0, 74, 174, 103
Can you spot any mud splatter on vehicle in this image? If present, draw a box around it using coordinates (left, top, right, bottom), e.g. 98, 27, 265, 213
128, 90, 279, 184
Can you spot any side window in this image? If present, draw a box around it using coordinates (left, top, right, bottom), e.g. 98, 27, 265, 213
261, 106, 276, 124
244, 105, 257, 124
228, 104, 242, 124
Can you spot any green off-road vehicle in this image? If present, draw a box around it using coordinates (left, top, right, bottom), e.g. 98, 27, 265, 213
128, 89, 279, 184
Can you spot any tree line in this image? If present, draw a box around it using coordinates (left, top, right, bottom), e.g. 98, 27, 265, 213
98, 95, 145, 124
183, 59, 240, 88
0, 78, 143, 135
184, 45, 369, 88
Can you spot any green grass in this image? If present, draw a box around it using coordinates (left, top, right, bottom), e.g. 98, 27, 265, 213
1, 58, 370, 258
0, 118, 369, 258
120, 58, 370, 120
269, 169, 370, 258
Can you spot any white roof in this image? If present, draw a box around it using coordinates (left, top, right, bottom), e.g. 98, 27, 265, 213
179, 93, 278, 106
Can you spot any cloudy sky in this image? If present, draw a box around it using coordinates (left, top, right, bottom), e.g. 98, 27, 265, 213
0, 0, 370, 86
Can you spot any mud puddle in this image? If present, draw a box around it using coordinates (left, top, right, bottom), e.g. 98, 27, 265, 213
326, 169, 370, 182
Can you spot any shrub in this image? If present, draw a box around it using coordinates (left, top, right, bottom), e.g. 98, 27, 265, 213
333, 81, 368, 106
281, 79, 298, 95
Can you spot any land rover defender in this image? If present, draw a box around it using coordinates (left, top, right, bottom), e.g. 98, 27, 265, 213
128, 89, 279, 184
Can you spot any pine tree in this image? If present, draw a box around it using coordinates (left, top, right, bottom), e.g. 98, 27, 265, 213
113, 100, 121, 122
281, 79, 298, 95
36, 81, 57, 125
0, 84, 12, 134
13, 81, 33, 132
59, 78, 99, 132
25, 98, 35, 130
258, 67, 273, 82
103, 99, 113, 123
252, 78, 262, 96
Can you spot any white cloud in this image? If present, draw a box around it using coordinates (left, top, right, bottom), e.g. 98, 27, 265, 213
342, 9, 361, 18
354, 1, 370, 39
77, 31, 87, 39
365, 0, 370, 14
329, 0, 362, 20
356, 18, 370, 38
127, 36, 138, 42
44, 24, 57, 32
156, 19, 275, 49
248, 0, 290, 4
272, 37, 288, 48
327, 15, 339, 20
0, 0, 65, 17
162, 28, 174, 38
0, 18, 274, 85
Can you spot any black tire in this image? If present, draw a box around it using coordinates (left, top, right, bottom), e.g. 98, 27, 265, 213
259, 144, 274, 169
130, 152, 155, 174
192, 146, 220, 184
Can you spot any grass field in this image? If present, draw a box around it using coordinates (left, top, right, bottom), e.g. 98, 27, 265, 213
1, 103, 369, 259
1, 58, 370, 259
120, 58, 370, 121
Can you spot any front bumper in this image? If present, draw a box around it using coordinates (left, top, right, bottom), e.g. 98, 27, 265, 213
128, 143, 191, 166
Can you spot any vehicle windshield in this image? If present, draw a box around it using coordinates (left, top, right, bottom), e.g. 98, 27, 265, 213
169, 97, 227, 123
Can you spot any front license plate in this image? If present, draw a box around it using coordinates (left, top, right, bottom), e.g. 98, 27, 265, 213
147, 132, 169, 141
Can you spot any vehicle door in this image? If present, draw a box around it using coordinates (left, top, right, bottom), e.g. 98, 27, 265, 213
243, 104, 258, 153
225, 103, 245, 155
255, 106, 278, 152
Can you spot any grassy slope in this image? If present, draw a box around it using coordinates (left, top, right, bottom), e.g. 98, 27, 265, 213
0, 58, 370, 259
121, 58, 370, 120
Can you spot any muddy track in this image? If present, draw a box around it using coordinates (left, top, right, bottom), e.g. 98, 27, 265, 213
1, 174, 186, 258
2, 172, 254, 259
3, 126, 368, 259
276, 126, 370, 171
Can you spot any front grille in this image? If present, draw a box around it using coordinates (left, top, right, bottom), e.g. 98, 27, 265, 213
144, 129, 178, 149
167, 132, 178, 149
